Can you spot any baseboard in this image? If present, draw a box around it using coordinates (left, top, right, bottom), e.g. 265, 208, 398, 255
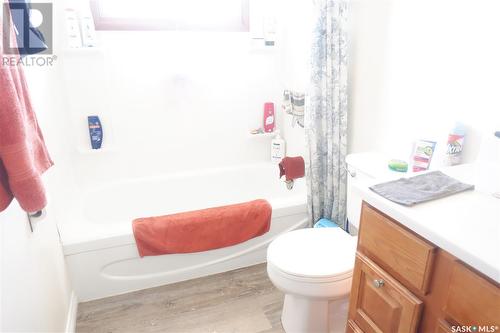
65, 291, 78, 333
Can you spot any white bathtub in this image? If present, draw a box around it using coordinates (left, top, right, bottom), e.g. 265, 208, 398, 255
60, 163, 308, 301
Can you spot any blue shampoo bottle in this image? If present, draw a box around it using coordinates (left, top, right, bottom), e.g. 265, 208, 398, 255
88, 116, 103, 149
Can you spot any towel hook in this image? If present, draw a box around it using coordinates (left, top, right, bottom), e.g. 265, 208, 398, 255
27, 210, 43, 232
285, 180, 294, 190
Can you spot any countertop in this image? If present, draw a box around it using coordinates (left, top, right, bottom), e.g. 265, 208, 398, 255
352, 163, 500, 283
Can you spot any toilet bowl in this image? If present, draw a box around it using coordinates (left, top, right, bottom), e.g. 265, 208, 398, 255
267, 228, 357, 333
266, 153, 387, 332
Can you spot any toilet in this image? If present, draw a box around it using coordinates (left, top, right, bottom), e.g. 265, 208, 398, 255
267, 228, 357, 333
267, 153, 388, 333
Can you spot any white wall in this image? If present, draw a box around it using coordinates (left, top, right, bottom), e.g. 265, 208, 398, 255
0, 200, 72, 333
56, 0, 500, 188
278, 0, 312, 158
0, 96, 73, 332
1, 2, 74, 327
58, 1, 295, 188
348, 0, 393, 154
349, 0, 500, 165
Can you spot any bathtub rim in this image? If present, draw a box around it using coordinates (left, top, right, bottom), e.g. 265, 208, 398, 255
58, 162, 308, 256
79, 162, 304, 198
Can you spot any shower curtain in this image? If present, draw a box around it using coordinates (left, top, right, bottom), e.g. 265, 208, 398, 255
306, 0, 349, 230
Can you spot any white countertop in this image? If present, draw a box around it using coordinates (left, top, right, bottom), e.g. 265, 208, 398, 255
352, 163, 500, 283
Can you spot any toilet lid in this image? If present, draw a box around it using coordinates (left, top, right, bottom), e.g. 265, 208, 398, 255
267, 228, 357, 279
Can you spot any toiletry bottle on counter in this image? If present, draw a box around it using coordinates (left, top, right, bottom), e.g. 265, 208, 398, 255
271, 130, 286, 163
88, 115, 103, 149
444, 122, 466, 166
263, 102, 275, 133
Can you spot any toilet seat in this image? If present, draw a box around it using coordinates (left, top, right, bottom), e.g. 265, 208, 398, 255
267, 228, 357, 283
267, 261, 353, 284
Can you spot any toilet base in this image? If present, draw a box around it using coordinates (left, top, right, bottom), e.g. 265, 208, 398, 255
281, 295, 349, 333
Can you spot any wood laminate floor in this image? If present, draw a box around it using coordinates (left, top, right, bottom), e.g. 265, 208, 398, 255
76, 264, 285, 333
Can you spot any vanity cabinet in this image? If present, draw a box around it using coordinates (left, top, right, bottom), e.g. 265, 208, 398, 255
347, 202, 500, 333
443, 263, 500, 327
348, 253, 422, 333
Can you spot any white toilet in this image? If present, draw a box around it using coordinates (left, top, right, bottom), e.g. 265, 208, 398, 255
267, 228, 357, 333
267, 153, 388, 333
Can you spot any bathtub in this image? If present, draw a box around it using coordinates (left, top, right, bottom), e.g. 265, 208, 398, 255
60, 163, 308, 301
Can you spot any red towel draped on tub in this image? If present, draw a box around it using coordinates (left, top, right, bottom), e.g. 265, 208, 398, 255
132, 199, 272, 257
0, 12, 53, 213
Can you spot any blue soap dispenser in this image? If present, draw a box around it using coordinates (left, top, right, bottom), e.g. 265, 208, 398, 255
87, 115, 103, 149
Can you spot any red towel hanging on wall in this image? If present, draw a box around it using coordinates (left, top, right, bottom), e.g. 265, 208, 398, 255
0, 9, 53, 213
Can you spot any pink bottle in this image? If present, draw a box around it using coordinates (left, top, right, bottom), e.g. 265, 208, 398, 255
263, 102, 275, 133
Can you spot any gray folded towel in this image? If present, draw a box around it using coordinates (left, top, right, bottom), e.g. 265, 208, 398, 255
369, 171, 474, 206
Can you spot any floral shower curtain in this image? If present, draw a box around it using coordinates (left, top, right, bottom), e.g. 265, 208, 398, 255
306, 0, 349, 230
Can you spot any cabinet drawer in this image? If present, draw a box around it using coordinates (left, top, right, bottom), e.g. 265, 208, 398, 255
443, 263, 500, 326
348, 253, 423, 333
358, 203, 436, 293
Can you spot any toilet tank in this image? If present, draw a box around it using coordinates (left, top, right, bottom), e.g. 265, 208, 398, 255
346, 153, 401, 232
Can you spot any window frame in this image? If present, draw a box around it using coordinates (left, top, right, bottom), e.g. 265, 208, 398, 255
89, 0, 249, 31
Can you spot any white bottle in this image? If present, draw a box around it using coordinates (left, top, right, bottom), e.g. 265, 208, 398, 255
263, 16, 277, 46
271, 130, 286, 164
78, 4, 97, 47
64, 8, 82, 48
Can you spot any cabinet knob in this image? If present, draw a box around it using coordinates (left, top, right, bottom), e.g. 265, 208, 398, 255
373, 279, 385, 288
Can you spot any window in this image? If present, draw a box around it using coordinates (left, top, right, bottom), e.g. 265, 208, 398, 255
90, 0, 249, 31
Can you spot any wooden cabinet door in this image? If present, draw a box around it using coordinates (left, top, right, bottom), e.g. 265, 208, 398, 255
434, 320, 452, 333
348, 253, 423, 333
347, 320, 364, 333
443, 263, 500, 326
358, 203, 436, 294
